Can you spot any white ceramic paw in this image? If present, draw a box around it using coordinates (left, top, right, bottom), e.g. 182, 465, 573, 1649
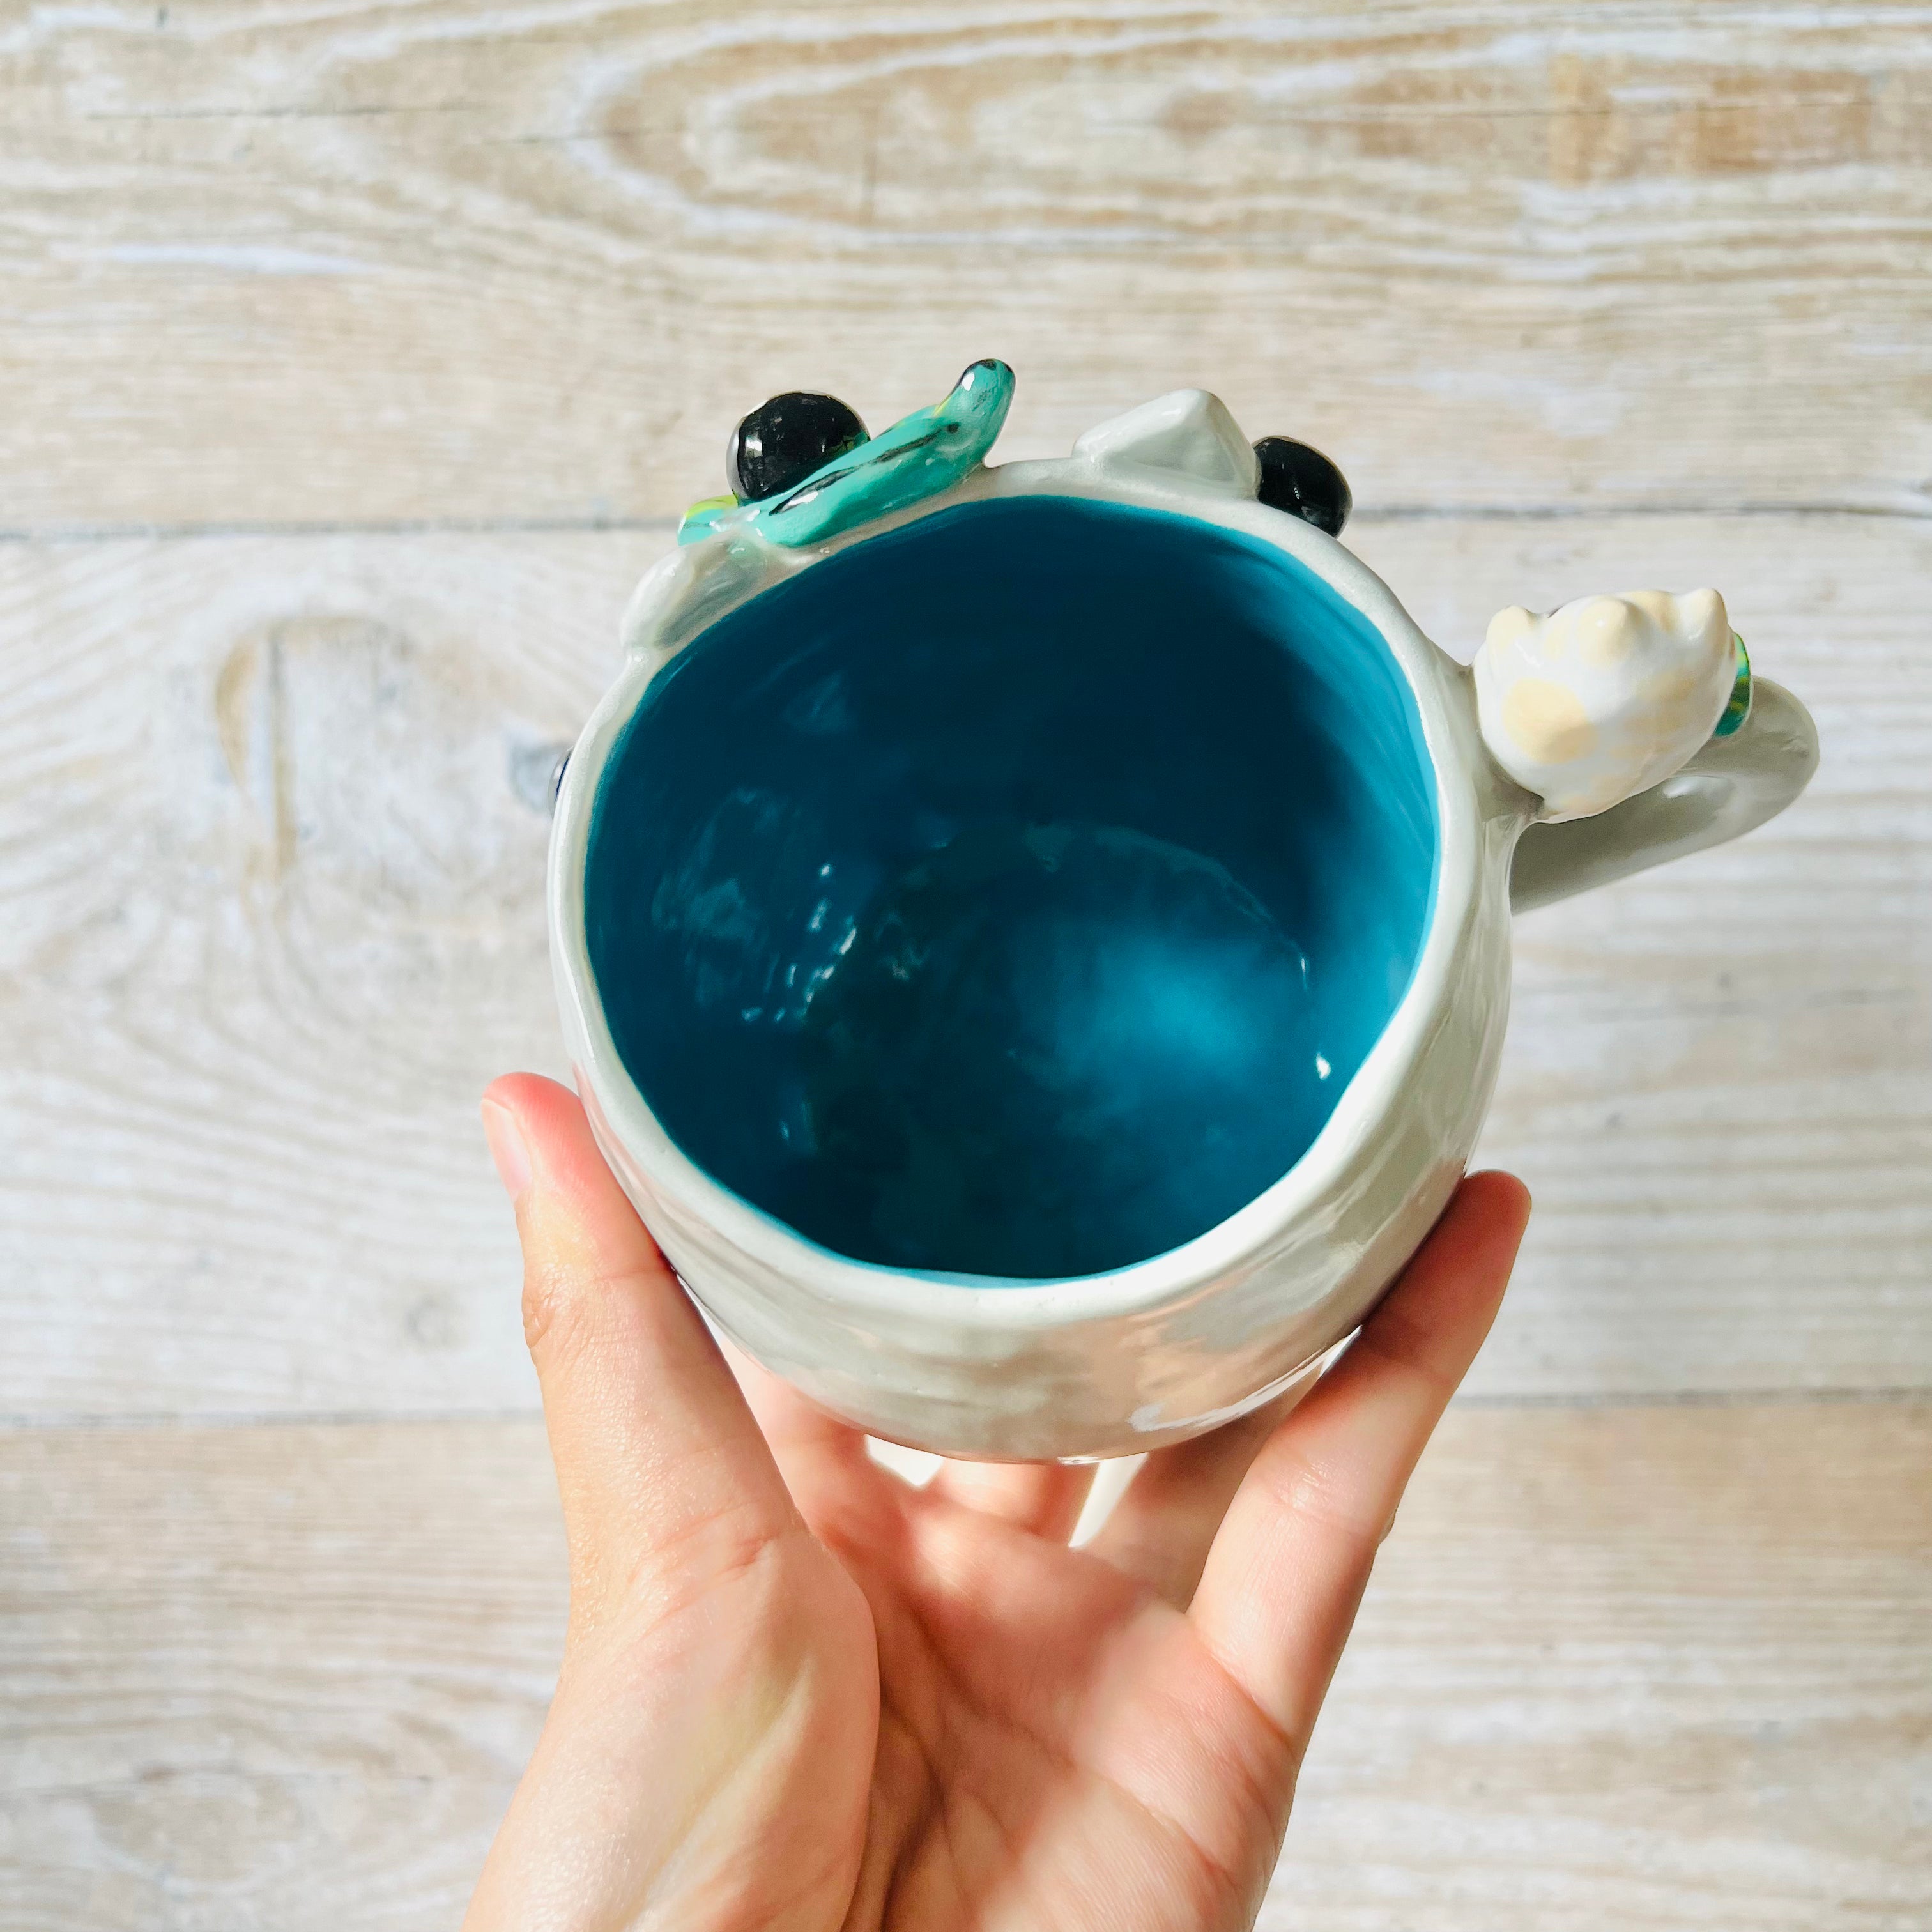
620, 531, 795, 662
1474, 589, 1736, 821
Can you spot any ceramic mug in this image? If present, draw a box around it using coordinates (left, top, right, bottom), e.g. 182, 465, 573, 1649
549, 365, 1816, 1461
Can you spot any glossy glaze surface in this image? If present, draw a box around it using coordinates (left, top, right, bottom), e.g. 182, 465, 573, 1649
678, 359, 1015, 548
1715, 631, 1753, 737
586, 498, 1438, 1278
553, 385, 1816, 1459
726, 390, 868, 503
1254, 435, 1353, 536
555, 433, 1506, 1457
1473, 588, 1738, 820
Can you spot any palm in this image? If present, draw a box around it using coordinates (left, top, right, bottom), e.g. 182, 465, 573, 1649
827, 1483, 1291, 1931
466, 1075, 1529, 1932
730, 1384, 1310, 1932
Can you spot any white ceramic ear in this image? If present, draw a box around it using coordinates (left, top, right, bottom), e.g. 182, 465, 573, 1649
1474, 589, 1736, 821
1073, 390, 1261, 494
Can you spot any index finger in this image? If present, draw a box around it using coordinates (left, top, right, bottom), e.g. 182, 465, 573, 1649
1188, 1172, 1531, 1752
484, 1073, 800, 1628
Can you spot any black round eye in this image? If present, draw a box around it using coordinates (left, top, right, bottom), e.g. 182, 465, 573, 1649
727, 393, 868, 503
1253, 436, 1352, 537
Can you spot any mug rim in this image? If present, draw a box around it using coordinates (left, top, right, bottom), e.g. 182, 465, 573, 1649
550, 459, 1492, 1328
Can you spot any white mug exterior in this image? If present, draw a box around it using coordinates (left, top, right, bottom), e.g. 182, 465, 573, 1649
548, 401, 1814, 1460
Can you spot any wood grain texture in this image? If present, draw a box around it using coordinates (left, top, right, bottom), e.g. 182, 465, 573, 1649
3, 512, 1924, 1417
4, 1, 1931, 527
6, 4, 1928, 1917
0, 533, 636, 1418
1277, 1399, 1932, 1931
0, 1422, 566, 1932
3, 1406, 1926, 1931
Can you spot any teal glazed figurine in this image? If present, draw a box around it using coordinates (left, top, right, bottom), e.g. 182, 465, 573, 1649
678, 359, 1016, 549
549, 363, 1818, 1460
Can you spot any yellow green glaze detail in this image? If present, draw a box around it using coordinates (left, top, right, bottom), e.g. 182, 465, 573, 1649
1713, 631, 1752, 739
679, 360, 1015, 549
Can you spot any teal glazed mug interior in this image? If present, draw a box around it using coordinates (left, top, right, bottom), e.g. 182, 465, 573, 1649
551, 371, 1819, 1460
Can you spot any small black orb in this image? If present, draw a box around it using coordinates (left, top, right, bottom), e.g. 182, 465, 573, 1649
1253, 436, 1352, 537
727, 392, 868, 503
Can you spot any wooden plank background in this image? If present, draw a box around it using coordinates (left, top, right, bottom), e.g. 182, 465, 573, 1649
3, 3, 1928, 1926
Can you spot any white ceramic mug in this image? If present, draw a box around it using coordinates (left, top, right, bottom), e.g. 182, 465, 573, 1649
549, 383, 1816, 1460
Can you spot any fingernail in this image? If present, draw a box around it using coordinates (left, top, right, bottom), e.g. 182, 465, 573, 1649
481, 1100, 532, 1199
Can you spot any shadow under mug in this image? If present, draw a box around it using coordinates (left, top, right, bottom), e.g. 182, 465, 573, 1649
551, 483, 1816, 1459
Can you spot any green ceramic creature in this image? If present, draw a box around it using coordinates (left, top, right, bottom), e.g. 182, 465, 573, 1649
679, 359, 1016, 550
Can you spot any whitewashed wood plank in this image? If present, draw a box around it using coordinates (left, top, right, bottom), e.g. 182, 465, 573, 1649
0, 1422, 565, 1932
3, 1, 1930, 525
1, 1406, 1925, 1930
0, 534, 642, 1418
1, 513, 1924, 1416
1272, 1399, 1932, 1931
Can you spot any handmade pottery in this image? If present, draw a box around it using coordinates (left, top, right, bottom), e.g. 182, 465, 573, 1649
549, 364, 1818, 1460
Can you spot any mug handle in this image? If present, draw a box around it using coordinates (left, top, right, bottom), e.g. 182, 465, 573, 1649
1509, 678, 1818, 914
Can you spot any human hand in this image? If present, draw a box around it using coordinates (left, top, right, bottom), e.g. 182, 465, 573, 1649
465, 1074, 1529, 1932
